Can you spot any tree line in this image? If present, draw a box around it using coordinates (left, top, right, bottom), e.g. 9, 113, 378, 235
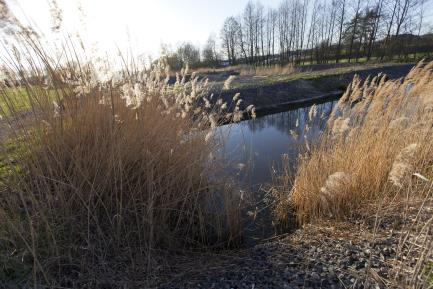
160, 36, 220, 71
221, 0, 432, 66
162, 0, 432, 69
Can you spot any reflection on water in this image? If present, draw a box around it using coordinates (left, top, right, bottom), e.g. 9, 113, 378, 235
219, 100, 336, 187
215, 100, 336, 244
216, 100, 336, 244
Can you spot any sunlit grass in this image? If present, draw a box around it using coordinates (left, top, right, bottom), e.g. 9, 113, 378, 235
0, 36, 255, 286
425, 261, 433, 286
0, 137, 26, 185
0, 87, 30, 114
229, 63, 394, 90
265, 63, 383, 84
274, 61, 433, 223
0, 86, 59, 116
271, 60, 433, 287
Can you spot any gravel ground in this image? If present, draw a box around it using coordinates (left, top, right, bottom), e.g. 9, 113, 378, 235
1, 189, 429, 289
155, 198, 432, 289
156, 222, 397, 289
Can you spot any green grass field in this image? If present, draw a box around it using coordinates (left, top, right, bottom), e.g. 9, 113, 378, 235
0, 87, 31, 115
0, 86, 62, 116
0, 137, 26, 186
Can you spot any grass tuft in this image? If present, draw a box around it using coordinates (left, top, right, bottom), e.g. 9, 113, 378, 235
271, 60, 433, 287
0, 39, 251, 287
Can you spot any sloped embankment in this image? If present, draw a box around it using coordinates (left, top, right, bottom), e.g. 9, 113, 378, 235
219, 63, 415, 118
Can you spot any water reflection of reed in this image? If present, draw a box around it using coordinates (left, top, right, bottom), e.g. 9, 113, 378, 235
221, 100, 337, 186
245, 101, 336, 138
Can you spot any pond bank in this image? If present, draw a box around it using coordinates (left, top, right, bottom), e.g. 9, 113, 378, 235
216, 63, 414, 117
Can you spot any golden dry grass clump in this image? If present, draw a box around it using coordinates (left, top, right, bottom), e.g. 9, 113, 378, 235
239, 63, 297, 76
192, 63, 297, 77
272, 60, 433, 225
0, 43, 247, 286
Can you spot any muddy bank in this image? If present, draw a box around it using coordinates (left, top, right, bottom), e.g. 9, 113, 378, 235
217, 63, 414, 115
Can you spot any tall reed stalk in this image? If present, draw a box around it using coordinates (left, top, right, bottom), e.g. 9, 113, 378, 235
271, 60, 433, 287
0, 38, 249, 286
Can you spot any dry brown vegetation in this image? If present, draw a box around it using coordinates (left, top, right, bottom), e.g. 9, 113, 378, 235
271, 60, 433, 287
192, 63, 298, 77
1, 0, 432, 287
238, 64, 298, 76
0, 39, 255, 287
1, 28, 432, 289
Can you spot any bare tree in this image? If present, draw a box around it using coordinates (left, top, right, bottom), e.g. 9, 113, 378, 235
243, 1, 257, 64
256, 2, 265, 64
203, 34, 219, 67
265, 8, 278, 64
335, 0, 347, 63
380, 0, 399, 60
298, 0, 310, 64
306, 0, 320, 64
325, 0, 338, 62
366, 0, 383, 60
215, 0, 432, 67
237, 15, 249, 62
221, 17, 241, 65
347, 0, 362, 62
177, 42, 201, 68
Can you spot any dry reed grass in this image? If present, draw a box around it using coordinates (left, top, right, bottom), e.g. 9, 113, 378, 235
239, 64, 297, 76
273, 62, 433, 221
273, 60, 433, 224
192, 63, 298, 77
271, 60, 433, 287
0, 38, 251, 287
390, 181, 433, 288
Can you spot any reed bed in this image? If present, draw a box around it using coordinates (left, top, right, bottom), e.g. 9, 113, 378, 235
239, 63, 297, 76
0, 38, 252, 287
271, 60, 433, 287
192, 63, 298, 77
390, 181, 433, 288
273, 60, 433, 223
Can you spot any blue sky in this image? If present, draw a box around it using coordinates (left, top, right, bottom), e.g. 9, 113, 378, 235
5, 0, 433, 59
6, 0, 279, 57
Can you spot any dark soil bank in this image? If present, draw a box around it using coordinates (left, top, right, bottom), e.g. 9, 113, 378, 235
218, 63, 414, 114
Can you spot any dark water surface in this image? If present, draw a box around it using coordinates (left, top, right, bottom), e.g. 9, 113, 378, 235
216, 100, 336, 244
219, 100, 336, 186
